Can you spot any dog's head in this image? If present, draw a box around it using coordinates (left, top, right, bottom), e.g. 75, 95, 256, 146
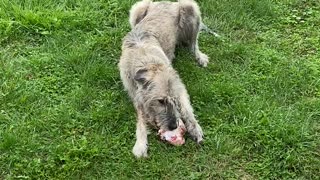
134, 64, 182, 131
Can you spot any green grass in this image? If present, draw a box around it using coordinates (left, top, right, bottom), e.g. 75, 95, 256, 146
1, 0, 319, 179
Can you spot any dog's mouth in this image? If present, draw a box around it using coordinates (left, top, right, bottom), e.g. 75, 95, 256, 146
154, 118, 179, 131
144, 97, 181, 131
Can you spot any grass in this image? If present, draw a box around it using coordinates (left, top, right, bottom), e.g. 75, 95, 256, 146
0, 0, 319, 179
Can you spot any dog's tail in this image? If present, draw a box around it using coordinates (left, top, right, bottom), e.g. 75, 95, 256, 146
129, 0, 151, 29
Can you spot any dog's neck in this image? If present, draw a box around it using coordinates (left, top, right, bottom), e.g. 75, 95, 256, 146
123, 28, 159, 48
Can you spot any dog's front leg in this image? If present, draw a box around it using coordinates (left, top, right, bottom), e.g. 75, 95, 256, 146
132, 108, 148, 158
179, 93, 204, 144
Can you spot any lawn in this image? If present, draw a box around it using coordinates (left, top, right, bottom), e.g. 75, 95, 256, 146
1, 0, 319, 179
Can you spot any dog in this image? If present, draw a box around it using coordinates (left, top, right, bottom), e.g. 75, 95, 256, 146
119, 0, 207, 158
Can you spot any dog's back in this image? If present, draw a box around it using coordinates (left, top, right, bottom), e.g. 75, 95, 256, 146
129, 0, 202, 60
131, 1, 180, 60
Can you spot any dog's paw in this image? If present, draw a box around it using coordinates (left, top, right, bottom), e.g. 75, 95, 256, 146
197, 52, 209, 67
132, 142, 148, 158
188, 123, 204, 144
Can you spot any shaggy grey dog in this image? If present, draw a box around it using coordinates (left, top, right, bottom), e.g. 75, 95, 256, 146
119, 0, 207, 158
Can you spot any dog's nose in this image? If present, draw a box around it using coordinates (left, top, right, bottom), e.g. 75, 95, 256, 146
168, 121, 178, 130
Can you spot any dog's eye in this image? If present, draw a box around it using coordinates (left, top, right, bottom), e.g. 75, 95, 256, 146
158, 99, 165, 105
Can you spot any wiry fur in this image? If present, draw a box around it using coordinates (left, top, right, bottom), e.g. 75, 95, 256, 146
119, 0, 206, 158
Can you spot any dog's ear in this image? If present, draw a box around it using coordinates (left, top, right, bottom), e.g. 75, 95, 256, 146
134, 64, 163, 84
134, 68, 149, 84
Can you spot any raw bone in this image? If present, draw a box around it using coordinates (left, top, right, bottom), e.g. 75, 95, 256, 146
158, 119, 186, 146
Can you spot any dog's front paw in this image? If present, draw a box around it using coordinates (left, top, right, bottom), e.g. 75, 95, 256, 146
132, 142, 148, 158
197, 52, 209, 67
188, 123, 204, 144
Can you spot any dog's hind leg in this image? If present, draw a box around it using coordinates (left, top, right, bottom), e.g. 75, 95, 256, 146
129, 0, 151, 28
132, 108, 148, 158
178, 92, 204, 144
191, 33, 209, 67
179, 0, 209, 67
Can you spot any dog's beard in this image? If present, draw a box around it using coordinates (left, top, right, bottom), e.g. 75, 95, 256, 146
144, 97, 180, 131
